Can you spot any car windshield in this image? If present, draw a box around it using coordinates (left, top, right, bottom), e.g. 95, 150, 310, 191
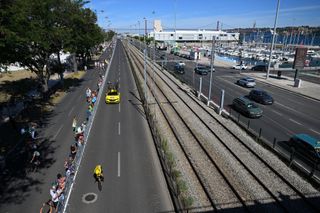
247, 103, 258, 108
246, 79, 255, 82
108, 91, 118, 96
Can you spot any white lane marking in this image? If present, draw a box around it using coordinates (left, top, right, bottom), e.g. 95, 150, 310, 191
119, 103, 121, 113
310, 129, 320, 135
263, 116, 294, 136
53, 126, 63, 140
275, 102, 301, 115
289, 118, 302, 126
68, 106, 75, 117
270, 109, 283, 116
118, 122, 121, 135
118, 152, 121, 177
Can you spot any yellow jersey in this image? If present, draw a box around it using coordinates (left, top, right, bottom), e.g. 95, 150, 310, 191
94, 165, 102, 176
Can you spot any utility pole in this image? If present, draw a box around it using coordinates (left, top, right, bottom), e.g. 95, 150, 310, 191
138, 21, 141, 51
208, 36, 215, 105
266, 0, 280, 80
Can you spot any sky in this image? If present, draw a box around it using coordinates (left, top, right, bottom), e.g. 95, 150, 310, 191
87, 0, 320, 31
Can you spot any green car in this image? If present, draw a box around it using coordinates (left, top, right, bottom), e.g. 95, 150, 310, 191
232, 97, 263, 118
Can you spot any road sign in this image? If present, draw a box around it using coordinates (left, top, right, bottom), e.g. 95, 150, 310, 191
293, 47, 308, 69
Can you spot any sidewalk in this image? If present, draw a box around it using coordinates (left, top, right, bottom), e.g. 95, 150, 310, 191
243, 72, 320, 101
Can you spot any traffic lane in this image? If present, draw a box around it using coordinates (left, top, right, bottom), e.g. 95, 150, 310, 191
115, 42, 172, 212
214, 74, 320, 135
68, 41, 173, 212
207, 76, 320, 137
67, 42, 123, 212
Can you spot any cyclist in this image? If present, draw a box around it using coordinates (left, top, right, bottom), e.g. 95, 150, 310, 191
30, 145, 40, 170
94, 165, 104, 182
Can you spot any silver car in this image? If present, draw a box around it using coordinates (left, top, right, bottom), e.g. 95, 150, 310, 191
237, 77, 256, 88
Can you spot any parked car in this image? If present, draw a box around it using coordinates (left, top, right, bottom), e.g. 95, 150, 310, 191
251, 64, 267, 71
232, 64, 247, 70
194, 66, 208, 75
232, 97, 263, 118
174, 63, 185, 74
249, 89, 274, 105
289, 134, 320, 163
237, 77, 256, 88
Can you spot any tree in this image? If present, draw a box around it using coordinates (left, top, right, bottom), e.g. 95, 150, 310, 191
0, 0, 104, 94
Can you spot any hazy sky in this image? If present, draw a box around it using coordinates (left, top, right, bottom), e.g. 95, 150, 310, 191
87, 0, 320, 30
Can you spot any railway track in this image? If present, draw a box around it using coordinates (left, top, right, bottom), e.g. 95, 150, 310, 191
125, 40, 320, 212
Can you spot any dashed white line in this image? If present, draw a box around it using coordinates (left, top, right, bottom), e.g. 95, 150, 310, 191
275, 102, 301, 115
119, 103, 121, 113
118, 152, 121, 177
270, 109, 283, 116
118, 122, 121, 135
53, 126, 63, 140
310, 129, 320, 135
68, 106, 75, 117
289, 118, 302, 126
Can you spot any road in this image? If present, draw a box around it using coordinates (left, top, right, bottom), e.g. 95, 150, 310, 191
66, 40, 173, 212
0, 44, 114, 212
131, 40, 320, 144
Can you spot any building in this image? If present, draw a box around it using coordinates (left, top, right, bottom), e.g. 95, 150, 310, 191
149, 20, 239, 43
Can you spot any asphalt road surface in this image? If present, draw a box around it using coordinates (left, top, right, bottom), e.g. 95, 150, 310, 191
131, 40, 320, 145
66, 40, 173, 212
0, 44, 114, 212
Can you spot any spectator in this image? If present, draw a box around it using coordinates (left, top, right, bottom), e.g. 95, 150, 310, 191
91, 95, 97, 105
72, 116, 77, 132
86, 104, 94, 121
77, 135, 84, 146
49, 183, 61, 210
70, 145, 77, 160
57, 173, 66, 191
86, 87, 91, 99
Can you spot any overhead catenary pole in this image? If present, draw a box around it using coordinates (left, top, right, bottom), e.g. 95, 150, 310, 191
138, 21, 141, 51
266, 0, 280, 80
207, 36, 215, 106
143, 49, 148, 103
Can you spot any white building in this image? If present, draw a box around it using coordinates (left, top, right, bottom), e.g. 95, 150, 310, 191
149, 30, 239, 42
149, 20, 239, 42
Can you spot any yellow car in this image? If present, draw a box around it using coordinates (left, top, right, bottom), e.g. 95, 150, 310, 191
105, 89, 120, 104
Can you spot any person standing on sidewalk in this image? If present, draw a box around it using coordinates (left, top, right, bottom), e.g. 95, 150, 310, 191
72, 116, 77, 132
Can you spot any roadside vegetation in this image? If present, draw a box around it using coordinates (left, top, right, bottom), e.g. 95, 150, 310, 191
0, 0, 110, 95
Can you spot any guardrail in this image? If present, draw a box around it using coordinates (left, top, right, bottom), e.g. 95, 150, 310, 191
56, 39, 117, 213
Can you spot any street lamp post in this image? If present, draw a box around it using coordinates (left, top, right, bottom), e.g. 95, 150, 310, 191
266, 0, 280, 79
208, 36, 215, 105
138, 21, 141, 51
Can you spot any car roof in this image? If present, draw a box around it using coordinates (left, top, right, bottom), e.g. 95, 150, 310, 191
242, 77, 255, 80
293, 134, 320, 148
235, 96, 252, 104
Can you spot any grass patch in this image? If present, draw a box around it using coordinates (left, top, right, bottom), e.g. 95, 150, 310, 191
48, 70, 86, 106
0, 70, 37, 104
